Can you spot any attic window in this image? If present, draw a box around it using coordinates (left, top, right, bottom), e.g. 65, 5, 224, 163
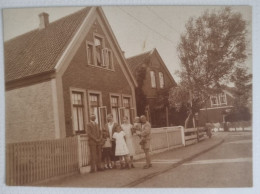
86, 42, 94, 65
219, 93, 227, 105
88, 34, 113, 70
150, 71, 156, 88
159, 72, 165, 88
210, 95, 219, 107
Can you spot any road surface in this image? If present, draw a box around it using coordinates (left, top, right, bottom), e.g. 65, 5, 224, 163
134, 132, 252, 187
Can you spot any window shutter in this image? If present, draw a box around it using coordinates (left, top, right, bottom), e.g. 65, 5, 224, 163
98, 106, 107, 130
119, 107, 125, 125
102, 48, 109, 67
130, 108, 136, 124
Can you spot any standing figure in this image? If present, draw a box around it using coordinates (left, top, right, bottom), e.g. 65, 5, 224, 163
86, 114, 103, 173
121, 116, 136, 168
104, 114, 119, 168
113, 125, 130, 169
139, 115, 152, 169
102, 128, 112, 169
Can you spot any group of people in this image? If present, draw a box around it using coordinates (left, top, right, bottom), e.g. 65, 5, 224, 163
86, 113, 152, 173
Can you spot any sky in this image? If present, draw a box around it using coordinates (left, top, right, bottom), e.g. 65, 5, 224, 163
2, 6, 252, 82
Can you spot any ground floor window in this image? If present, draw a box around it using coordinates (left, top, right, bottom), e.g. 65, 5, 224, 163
111, 96, 120, 124
71, 91, 85, 133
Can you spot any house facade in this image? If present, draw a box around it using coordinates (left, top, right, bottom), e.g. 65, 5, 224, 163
5, 7, 137, 143
198, 90, 234, 126
126, 49, 177, 127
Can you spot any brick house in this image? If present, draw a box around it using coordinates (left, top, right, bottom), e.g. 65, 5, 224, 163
126, 48, 177, 127
5, 7, 137, 143
198, 89, 235, 126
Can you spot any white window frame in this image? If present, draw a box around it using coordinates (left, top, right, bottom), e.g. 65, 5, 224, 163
159, 72, 165, 89
88, 90, 103, 127
218, 93, 227, 105
109, 93, 122, 124
69, 88, 88, 135
93, 33, 105, 67
86, 41, 95, 66
98, 106, 107, 130
150, 70, 156, 88
122, 94, 135, 124
210, 95, 219, 107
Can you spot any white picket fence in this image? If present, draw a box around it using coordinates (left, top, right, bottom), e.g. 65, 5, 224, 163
7, 126, 207, 185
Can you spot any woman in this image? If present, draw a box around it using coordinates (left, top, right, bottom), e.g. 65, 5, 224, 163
104, 113, 119, 168
121, 116, 136, 168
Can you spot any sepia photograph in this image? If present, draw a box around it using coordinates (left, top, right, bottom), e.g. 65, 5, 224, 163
1, 2, 255, 191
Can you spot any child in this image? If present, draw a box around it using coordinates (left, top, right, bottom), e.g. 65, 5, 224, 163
102, 129, 112, 169
133, 117, 146, 146
112, 125, 130, 169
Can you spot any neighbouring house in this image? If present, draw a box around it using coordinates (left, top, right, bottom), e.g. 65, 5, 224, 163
126, 48, 177, 127
5, 7, 137, 143
198, 88, 235, 126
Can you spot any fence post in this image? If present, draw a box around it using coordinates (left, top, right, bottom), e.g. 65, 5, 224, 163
197, 128, 200, 142
77, 135, 82, 169
180, 126, 186, 146
165, 128, 170, 150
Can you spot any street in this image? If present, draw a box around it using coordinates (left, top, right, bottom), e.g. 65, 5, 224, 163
134, 132, 252, 187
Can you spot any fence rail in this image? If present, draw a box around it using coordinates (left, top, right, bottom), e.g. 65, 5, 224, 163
6, 137, 79, 186
6, 126, 185, 185
184, 127, 211, 146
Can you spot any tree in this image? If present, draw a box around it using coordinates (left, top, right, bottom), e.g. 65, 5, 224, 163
226, 67, 252, 122
170, 7, 248, 127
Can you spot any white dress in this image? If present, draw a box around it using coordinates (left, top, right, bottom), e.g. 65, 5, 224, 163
113, 131, 129, 156
121, 123, 135, 156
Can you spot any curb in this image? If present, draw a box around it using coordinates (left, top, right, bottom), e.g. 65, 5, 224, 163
122, 138, 225, 187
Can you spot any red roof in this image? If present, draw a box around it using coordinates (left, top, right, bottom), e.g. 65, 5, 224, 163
4, 7, 91, 82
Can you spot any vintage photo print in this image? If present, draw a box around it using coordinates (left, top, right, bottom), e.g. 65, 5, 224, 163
0, 1, 257, 194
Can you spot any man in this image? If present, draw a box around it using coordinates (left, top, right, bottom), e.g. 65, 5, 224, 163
139, 115, 152, 169
86, 114, 103, 173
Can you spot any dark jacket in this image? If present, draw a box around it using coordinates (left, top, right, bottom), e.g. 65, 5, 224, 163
104, 122, 119, 139
86, 121, 101, 146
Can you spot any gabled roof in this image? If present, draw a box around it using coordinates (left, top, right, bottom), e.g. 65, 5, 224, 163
4, 7, 91, 82
126, 48, 177, 86
126, 49, 153, 72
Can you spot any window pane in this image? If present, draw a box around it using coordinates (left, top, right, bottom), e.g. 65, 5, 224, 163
93, 107, 99, 124
159, 72, 164, 88
78, 107, 84, 131
111, 96, 119, 107
123, 98, 130, 108
150, 71, 156, 88
73, 107, 78, 131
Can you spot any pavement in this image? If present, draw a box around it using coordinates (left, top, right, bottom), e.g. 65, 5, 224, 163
36, 132, 227, 188
135, 131, 252, 187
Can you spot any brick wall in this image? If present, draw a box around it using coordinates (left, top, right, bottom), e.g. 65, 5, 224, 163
142, 54, 175, 98
5, 80, 56, 143
62, 19, 134, 136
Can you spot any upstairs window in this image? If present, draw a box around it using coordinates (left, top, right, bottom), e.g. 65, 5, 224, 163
159, 72, 165, 88
86, 34, 114, 70
94, 36, 103, 67
219, 93, 227, 105
150, 71, 156, 88
86, 42, 94, 65
210, 95, 219, 107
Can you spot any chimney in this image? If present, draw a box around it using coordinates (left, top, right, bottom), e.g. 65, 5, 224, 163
38, 12, 49, 29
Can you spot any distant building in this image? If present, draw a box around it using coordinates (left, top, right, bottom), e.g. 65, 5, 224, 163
5, 7, 137, 143
127, 48, 177, 127
198, 88, 235, 126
